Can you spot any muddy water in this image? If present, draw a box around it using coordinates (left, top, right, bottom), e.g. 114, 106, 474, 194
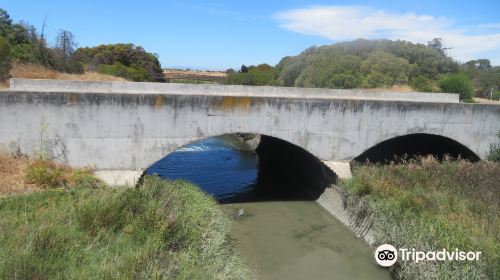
146, 137, 390, 280
223, 202, 389, 279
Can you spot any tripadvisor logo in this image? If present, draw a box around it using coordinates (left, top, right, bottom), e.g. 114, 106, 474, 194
374, 244, 482, 267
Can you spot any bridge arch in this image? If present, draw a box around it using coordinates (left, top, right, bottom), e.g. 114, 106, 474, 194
353, 133, 480, 163
142, 133, 338, 202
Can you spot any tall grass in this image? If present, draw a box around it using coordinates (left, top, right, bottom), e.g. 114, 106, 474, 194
342, 157, 499, 279
24, 158, 101, 189
0, 176, 253, 279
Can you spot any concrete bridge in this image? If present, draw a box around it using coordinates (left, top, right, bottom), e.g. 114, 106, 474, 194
1, 79, 499, 185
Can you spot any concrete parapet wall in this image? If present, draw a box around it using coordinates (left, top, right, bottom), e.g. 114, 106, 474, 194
10, 78, 459, 103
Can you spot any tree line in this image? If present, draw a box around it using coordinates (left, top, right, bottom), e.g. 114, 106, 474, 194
226, 39, 500, 101
0, 8, 163, 82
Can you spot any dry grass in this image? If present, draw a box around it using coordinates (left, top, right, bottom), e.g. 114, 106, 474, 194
164, 68, 227, 77
0, 63, 126, 90
0, 80, 8, 90
364, 85, 414, 92
11, 63, 126, 81
0, 153, 101, 197
474, 97, 500, 104
343, 157, 499, 279
0, 153, 40, 196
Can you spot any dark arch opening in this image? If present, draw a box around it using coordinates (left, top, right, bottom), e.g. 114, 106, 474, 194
246, 134, 337, 202
353, 133, 479, 164
144, 134, 337, 203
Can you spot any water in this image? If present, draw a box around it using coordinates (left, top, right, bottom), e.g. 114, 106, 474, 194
146, 137, 390, 280
147, 137, 258, 201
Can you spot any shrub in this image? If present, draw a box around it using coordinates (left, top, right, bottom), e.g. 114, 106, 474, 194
327, 73, 363, 88
487, 132, 500, 162
365, 72, 390, 88
9, 43, 36, 62
439, 74, 474, 101
225, 64, 276, 86
74, 43, 163, 81
411, 75, 436, 92
98, 62, 149, 82
0, 36, 11, 81
492, 90, 500, 101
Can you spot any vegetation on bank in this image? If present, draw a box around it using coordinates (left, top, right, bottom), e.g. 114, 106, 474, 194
0, 173, 253, 279
0, 8, 163, 83
0, 153, 103, 196
226, 39, 499, 101
487, 132, 500, 162
341, 157, 499, 279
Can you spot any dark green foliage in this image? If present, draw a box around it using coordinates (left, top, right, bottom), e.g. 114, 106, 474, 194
0, 8, 163, 81
10, 43, 36, 62
74, 44, 163, 81
0, 8, 13, 38
411, 75, 436, 92
461, 59, 500, 98
487, 132, 500, 162
493, 91, 500, 101
0, 176, 252, 279
0, 36, 11, 81
359, 51, 410, 85
98, 62, 149, 82
273, 39, 460, 90
225, 63, 277, 86
488, 145, 500, 162
0, 9, 53, 68
438, 73, 475, 100
327, 73, 363, 88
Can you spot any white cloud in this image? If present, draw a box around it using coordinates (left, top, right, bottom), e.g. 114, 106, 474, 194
477, 22, 500, 30
275, 6, 500, 65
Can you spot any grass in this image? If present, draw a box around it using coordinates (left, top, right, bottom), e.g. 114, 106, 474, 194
0, 175, 253, 279
0, 153, 100, 197
0, 63, 126, 90
341, 157, 499, 279
168, 78, 219, 84
24, 158, 101, 190
0, 153, 252, 279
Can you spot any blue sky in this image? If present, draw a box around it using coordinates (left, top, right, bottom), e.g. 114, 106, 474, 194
2, 0, 499, 69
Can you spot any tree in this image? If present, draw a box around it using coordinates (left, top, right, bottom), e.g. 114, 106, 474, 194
360, 51, 410, 86
275, 39, 458, 89
73, 43, 163, 81
438, 74, 474, 101
0, 9, 13, 38
427, 38, 450, 55
55, 29, 77, 61
240, 64, 248, 73
52, 29, 83, 74
0, 36, 12, 81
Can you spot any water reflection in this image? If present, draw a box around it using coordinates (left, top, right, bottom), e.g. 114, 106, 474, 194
147, 137, 259, 201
